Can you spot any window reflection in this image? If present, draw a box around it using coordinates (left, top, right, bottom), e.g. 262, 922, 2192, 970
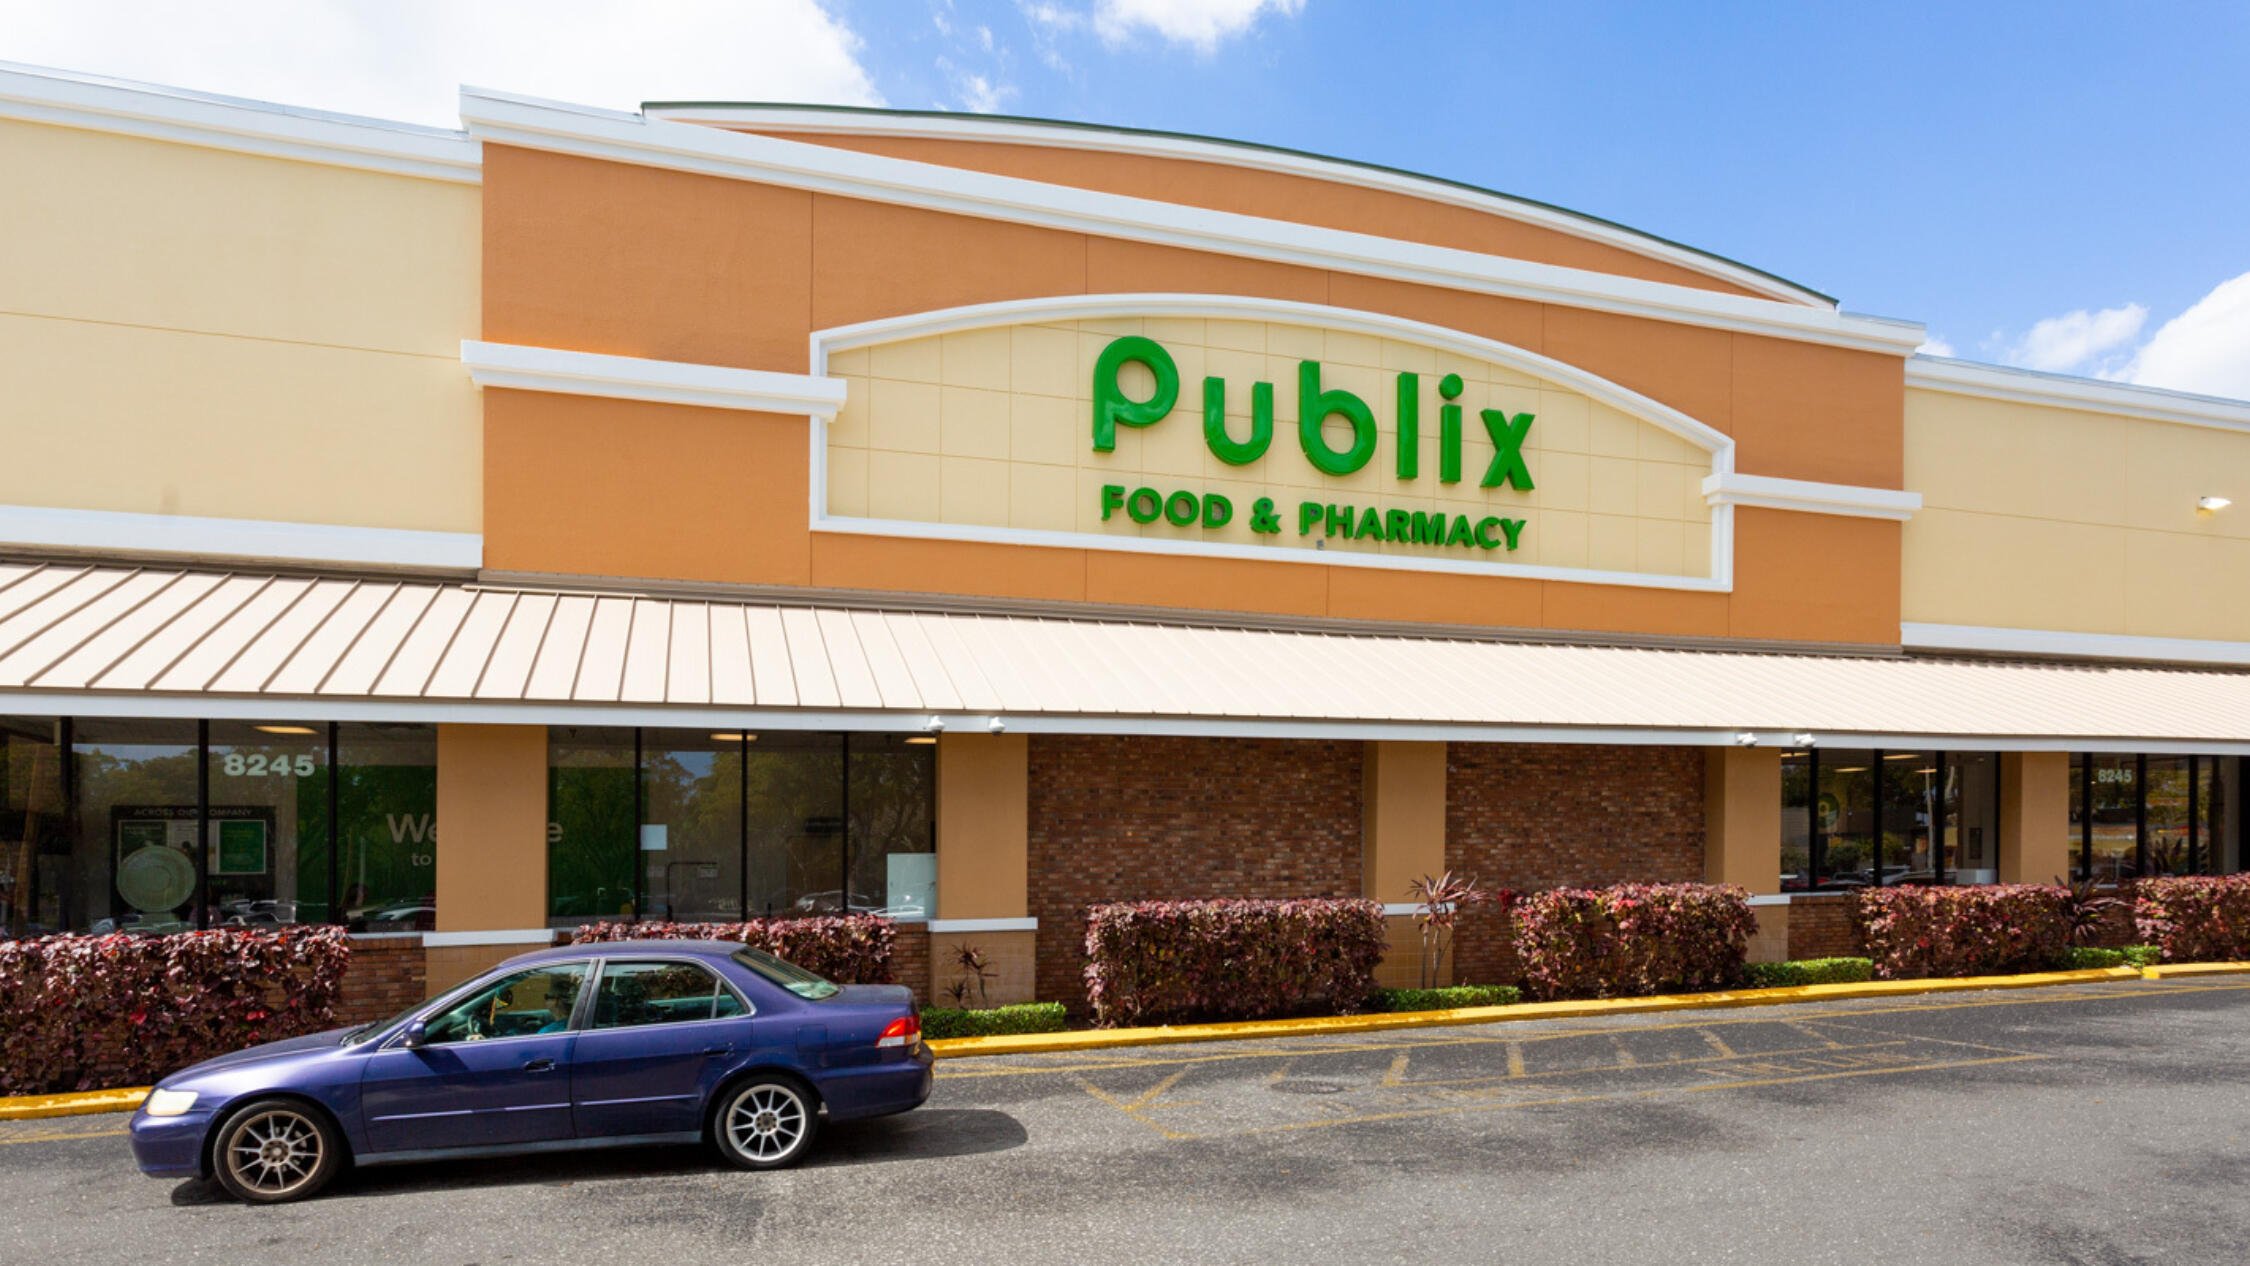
205, 721, 325, 926
1813, 749, 1875, 889
72, 718, 200, 933
2087, 755, 2138, 882
1944, 752, 2001, 884
0, 718, 67, 937
1880, 751, 1937, 884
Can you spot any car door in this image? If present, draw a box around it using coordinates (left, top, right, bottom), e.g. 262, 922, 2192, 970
569, 958, 748, 1139
359, 960, 591, 1154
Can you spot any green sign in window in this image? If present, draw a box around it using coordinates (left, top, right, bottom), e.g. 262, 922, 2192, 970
213, 819, 269, 876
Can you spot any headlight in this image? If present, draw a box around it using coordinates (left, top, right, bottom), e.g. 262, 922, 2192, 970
142, 1088, 199, 1117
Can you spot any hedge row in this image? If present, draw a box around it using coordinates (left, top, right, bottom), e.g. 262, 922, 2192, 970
2134, 875, 2250, 962
921, 1002, 1069, 1040
1856, 884, 2072, 979
570, 916, 895, 983
2060, 945, 2161, 970
0, 928, 351, 1096
1511, 883, 1756, 1000
1743, 957, 1874, 989
1371, 984, 1521, 1012
1082, 899, 1386, 1027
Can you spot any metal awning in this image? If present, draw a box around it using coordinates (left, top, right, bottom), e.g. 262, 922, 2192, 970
2, 560, 2246, 752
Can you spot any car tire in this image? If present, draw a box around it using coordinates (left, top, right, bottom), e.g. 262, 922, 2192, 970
711, 1075, 820, 1170
210, 1098, 345, 1204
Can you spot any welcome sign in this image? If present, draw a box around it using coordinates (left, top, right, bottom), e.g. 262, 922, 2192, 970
818, 308, 1715, 582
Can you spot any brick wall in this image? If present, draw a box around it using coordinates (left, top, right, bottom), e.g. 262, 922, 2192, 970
892, 921, 929, 1004
1786, 895, 1864, 960
1027, 735, 1364, 1006
1446, 743, 1706, 985
336, 935, 428, 1023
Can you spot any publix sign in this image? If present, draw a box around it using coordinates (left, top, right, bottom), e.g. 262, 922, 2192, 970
1090, 335, 1533, 554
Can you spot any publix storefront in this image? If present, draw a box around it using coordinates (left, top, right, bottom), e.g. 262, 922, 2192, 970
4, 63, 2250, 1007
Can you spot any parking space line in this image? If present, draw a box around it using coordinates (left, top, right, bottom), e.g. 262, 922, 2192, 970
1506, 1042, 1526, 1078
1700, 1029, 1737, 1059
1387, 1038, 1918, 1091
0, 1127, 126, 1146
1206, 1053, 2048, 1142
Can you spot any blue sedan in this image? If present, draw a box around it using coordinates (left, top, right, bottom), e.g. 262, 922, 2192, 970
128, 939, 932, 1202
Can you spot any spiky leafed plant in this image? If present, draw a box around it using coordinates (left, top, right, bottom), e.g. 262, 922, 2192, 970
953, 943, 996, 1007
1408, 870, 1483, 990
2056, 874, 2129, 947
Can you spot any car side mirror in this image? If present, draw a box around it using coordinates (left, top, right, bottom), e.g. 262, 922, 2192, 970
400, 1020, 429, 1050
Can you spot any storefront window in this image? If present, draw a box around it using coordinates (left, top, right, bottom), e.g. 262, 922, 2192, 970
2087, 755, 2138, 882
549, 727, 637, 924
848, 734, 936, 917
546, 728, 935, 925
2069, 755, 2088, 881
72, 718, 200, 933
2199, 759, 2233, 873
204, 721, 326, 926
1780, 751, 1812, 892
1880, 751, 1938, 884
2145, 756, 2194, 877
333, 724, 437, 931
0, 718, 67, 937
1812, 749, 1875, 889
645, 730, 747, 922
1943, 751, 2001, 884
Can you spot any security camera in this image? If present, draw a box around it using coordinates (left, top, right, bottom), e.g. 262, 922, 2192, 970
987, 717, 1007, 734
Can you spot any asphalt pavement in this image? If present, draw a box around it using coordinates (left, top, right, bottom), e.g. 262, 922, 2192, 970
6, 977, 2250, 1264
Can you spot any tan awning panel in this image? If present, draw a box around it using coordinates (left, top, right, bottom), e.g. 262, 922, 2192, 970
2, 561, 2247, 747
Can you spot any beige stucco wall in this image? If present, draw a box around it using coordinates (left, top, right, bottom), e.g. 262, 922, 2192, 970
1904, 388, 2250, 640
0, 118, 482, 532
827, 317, 1715, 578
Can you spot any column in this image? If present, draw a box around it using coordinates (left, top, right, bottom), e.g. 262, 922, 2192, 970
427, 723, 551, 994
931, 733, 1035, 1005
1363, 740, 1448, 988
1999, 751, 2072, 884
1705, 747, 1787, 963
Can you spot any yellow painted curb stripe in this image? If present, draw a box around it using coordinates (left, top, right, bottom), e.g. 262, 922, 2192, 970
2141, 960, 2250, 979
924, 966, 2144, 1060
0, 1087, 149, 1121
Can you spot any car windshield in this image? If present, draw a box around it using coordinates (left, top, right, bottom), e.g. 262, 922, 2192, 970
732, 947, 840, 1000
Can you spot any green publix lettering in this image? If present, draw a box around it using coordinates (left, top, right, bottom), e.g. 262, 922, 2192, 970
1093, 334, 1535, 492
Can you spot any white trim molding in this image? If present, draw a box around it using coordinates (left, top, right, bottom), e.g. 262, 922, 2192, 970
1702, 472, 1922, 521
1904, 622, 2250, 669
424, 928, 557, 948
0, 60, 480, 184
926, 917, 1038, 934
647, 104, 1831, 308
462, 340, 847, 417
0, 504, 482, 572
811, 293, 1738, 595
1745, 894, 1793, 907
460, 89, 1925, 358
1908, 356, 2250, 435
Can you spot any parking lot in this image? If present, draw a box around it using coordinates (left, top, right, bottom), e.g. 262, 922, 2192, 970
7, 978, 2250, 1264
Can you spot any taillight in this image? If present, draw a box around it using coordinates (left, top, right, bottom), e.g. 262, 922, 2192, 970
877, 1014, 921, 1049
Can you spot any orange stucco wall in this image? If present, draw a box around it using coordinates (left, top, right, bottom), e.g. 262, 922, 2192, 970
744, 131, 1779, 301
479, 143, 1905, 646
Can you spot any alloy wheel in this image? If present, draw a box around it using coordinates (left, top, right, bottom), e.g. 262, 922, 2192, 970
223, 1108, 326, 1199
725, 1083, 809, 1163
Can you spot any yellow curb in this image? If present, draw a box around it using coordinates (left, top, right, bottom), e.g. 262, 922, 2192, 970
2141, 961, 2250, 979
925, 966, 2146, 1060
0, 1087, 149, 1121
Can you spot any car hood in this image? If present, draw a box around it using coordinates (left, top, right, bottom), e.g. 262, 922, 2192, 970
164, 1026, 357, 1083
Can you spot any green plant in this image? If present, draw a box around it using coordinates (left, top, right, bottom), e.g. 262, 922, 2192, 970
1371, 984, 1520, 1012
1082, 898, 1386, 1027
950, 943, 995, 1008
2058, 946, 2126, 969
1405, 869, 1479, 990
1742, 957, 1874, 988
920, 1002, 1069, 1040
1857, 885, 2071, 979
2123, 944, 2161, 968
1512, 883, 1756, 1000
2056, 874, 2130, 947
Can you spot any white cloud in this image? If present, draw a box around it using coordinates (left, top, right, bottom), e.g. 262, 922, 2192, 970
1075, 0, 1304, 53
955, 71, 1012, 113
2121, 270, 2250, 401
0, 0, 881, 127
2002, 302, 2147, 375
1917, 336, 1956, 358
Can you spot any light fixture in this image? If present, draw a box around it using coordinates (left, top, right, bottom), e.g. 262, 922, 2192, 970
1793, 733, 1816, 747
1734, 732, 1759, 747
903, 735, 937, 746
1783, 751, 1809, 758
709, 732, 757, 743
253, 725, 318, 736
1833, 766, 1869, 773
1916, 767, 1939, 775
1883, 753, 1923, 761
924, 716, 946, 733
988, 717, 1008, 734
2199, 495, 2232, 513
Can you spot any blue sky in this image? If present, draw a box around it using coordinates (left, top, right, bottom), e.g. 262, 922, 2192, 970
7, 0, 2244, 395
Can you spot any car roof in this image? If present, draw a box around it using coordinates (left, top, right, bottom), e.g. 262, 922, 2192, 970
502, 938, 747, 966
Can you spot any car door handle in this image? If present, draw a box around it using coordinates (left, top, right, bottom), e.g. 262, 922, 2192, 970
524, 1058, 557, 1073
701, 1046, 732, 1057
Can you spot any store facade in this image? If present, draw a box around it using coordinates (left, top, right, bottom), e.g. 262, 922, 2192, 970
4, 64, 2249, 1006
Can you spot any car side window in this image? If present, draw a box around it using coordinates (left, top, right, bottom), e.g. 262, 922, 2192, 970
422, 963, 589, 1044
591, 960, 737, 1030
